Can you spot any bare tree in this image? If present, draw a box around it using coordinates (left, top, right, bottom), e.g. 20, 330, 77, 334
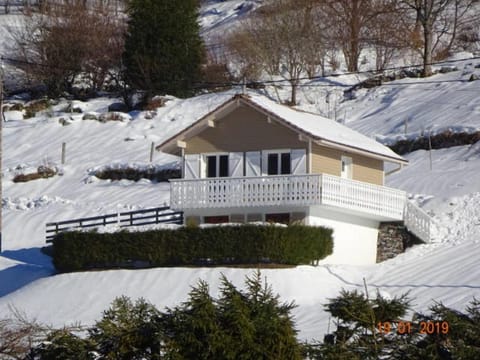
400, 0, 478, 76
10, 0, 125, 96
0, 308, 47, 359
82, 6, 126, 92
365, 1, 409, 71
203, 40, 234, 90
227, 0, 327, 105
319, 0, 381, 72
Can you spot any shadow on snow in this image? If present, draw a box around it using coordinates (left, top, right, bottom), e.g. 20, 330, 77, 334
0, 247, 55, 297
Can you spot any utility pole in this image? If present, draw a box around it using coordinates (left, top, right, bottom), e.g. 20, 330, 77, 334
0, 57, 4, 252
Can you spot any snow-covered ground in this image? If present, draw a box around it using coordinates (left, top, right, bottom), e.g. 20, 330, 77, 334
1, 0, 479, 343
1, 77, 479, 341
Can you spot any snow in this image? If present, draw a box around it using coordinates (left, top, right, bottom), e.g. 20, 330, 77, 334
0, 1, 480, 344
387, 144, 480, 211
341, 59, 480, 143
200, 0, 261, 43
1, 81, 478, 341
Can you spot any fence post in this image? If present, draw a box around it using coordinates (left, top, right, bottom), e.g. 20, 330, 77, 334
428, 131, 433, 171
150, 142, 155, 163
61, 142, 66, 164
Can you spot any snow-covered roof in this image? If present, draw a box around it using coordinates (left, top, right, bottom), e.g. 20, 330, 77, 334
245, 94, 407, 163
158, 93, 407, 164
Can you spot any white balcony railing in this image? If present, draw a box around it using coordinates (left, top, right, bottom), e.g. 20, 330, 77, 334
170, 174, 406, 221
170, 174, 323, 209
321, 174, 406, 220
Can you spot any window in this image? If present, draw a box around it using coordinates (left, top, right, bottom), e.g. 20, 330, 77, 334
281, 153, 291, 174
207, 156, 216, 178
206, 154, 229, 178
204, 215, 229, 224
265, 213, 290, 224
267, 153, 278, 175
267, 152, 291, 175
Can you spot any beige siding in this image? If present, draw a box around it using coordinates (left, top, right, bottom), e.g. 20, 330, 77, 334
351, 154, 384, 185
184, 103, 384, 185
185, 105, 305, 154
311, 143, 384, 185
311, 144, 342, 176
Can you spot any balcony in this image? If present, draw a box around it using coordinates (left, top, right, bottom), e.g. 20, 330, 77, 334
170, 173, 407, 221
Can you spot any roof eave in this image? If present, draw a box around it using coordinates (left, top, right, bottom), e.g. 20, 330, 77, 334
317, 139, 408, 165
156, 96, 242, 154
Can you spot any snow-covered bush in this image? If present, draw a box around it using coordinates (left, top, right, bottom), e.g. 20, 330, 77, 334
13, 165, 58, 183
92, 164, 180, 182
98, 112, 131, 122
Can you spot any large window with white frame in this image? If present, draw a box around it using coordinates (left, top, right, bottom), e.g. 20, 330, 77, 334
205, 154, 229, 178
265, 150, 291, 175
182, 149, 306, 179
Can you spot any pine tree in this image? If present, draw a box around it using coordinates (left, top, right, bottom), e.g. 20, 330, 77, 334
310, 289, 413, 360
123, 0, 205, 100
27, 330, 94, 360
89, 296, 162, 360
160, 271, 302, 360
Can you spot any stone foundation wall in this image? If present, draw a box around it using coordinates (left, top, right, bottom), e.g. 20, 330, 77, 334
376, 222, 423, 262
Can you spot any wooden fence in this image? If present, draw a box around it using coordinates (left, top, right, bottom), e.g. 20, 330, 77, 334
46, 206, 183, 242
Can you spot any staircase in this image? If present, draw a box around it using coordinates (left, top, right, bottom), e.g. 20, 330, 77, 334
403, 200, 434, 243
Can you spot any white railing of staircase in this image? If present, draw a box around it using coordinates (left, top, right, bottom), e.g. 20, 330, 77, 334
321, 174, 406, 220
403, 200, 431, 243
170, 174, 322, 209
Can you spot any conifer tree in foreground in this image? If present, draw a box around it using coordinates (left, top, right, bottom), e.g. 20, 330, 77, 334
123, 0, 205, 100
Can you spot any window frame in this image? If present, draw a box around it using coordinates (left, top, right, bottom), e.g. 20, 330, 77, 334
203, 153, 229, 178
263, 149, 291, 176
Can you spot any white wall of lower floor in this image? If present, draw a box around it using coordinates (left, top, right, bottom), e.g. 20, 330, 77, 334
183, 205, 380, 265
307, 206, 379, 265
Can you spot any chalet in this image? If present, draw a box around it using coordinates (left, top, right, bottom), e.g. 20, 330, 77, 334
157, 93, 431, 265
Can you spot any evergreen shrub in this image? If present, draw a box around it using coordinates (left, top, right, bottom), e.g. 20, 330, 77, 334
93, 167, 180, 182
27, 272, 303, 359
52, 225, 333, 272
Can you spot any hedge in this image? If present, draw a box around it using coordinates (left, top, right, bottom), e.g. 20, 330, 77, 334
93, 167, 181, 182
52, 225, 333, 272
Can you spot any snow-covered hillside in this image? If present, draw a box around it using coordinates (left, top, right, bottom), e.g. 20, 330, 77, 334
1, 0, 479, 343
1, 73, 479, 340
